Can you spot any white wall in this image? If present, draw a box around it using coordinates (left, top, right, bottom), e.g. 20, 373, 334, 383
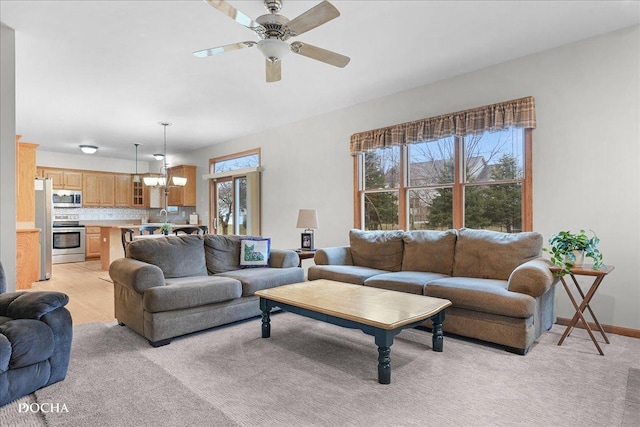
0, 23, 17, 290
38, 150, 150, 174
184, 25, 640, 330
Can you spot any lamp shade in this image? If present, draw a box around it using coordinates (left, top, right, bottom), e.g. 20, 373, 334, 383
172, 176, 187, 187
296, 209, 318, 229
143, 176, 158, 186
257, 39, 290, 60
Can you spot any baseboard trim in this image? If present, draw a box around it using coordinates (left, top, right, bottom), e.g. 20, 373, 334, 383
556, 317, 640, 339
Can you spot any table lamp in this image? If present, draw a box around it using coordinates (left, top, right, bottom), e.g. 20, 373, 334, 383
296, 209, 318, 250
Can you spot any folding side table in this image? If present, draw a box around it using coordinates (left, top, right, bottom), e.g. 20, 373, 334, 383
550, 264, 614, 355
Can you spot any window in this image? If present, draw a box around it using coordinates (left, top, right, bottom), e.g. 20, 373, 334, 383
356, 128, 531, 232
352, 97, 536, 233
208, 149, 261, 235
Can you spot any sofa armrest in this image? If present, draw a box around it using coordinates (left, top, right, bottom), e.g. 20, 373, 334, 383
269, 249, 299, 268
313, 246, 353, 266
109, 258, 166, 293
0, 291, 69, 320
507, 258, 558, 298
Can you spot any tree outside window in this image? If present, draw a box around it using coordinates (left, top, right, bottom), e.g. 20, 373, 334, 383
357, 128, 529, 232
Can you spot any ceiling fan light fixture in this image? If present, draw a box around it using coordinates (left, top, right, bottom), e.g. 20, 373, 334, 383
257, 39, 290, 61
79, 145, 98, 154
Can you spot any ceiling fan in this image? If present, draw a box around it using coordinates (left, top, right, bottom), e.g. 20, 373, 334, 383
193, 0, 350, 82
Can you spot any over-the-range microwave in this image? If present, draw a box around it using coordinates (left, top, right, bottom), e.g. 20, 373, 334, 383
52, 190, 82, 208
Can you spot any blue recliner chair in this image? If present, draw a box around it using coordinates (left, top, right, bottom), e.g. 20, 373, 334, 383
0, 261, 73, 407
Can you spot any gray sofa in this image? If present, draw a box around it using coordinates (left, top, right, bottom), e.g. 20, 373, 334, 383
109, 234, 304, 346
308, 228, 558, 354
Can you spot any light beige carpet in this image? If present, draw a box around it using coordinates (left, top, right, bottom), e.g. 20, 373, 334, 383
1, 313, 639, 426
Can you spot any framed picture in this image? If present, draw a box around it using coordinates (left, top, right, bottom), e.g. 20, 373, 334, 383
301, 232, 314, 250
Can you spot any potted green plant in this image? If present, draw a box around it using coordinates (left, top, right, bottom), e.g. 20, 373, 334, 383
160, 223, 172, 235
544, 229, 603, 276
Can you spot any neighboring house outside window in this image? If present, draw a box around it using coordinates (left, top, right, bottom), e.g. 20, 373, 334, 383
353, 97, 535, 233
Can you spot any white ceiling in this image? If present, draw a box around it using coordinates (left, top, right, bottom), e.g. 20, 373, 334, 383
2, 0, 639, 161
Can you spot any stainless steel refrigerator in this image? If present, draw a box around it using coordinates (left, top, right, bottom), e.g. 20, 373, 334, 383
35, 177, 53, 280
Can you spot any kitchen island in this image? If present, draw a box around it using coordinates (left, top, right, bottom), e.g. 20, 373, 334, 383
98, 224, 205, 270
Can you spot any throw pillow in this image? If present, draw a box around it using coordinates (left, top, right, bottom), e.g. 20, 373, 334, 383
239, 238, 271, 268
349, 229, 405, 272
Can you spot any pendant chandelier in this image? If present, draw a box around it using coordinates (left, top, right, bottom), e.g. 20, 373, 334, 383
143, 122, 187, 188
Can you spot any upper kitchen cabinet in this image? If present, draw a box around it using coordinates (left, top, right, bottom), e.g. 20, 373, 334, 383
83, 173, 115, 207
167, 165, 197, 207
114, 174, 132, 207
39, 168, 82, 190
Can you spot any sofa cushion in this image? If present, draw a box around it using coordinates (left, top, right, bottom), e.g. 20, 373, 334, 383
452, 229, 542, 280
239, 238, 271, 268
127, 235, 207, 279
349, 229, 405, 272
144, 276, 242, 313
424, 277, 535, 318
402, 230, 457, 275
204, 235, 266, 274
216, 268, 305, 297
308, 265, 388, 285
364, 271, 450, 295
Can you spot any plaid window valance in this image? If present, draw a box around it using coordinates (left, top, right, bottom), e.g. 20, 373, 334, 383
350, 96, 536, 156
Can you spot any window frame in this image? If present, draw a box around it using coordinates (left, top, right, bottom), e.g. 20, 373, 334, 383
353, 129, 533, 232
208, 148, 261, 235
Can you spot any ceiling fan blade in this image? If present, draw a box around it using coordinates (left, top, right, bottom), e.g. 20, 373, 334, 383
203, 0, 263, 32
266, 59, 281, 83
290, 41, 350, 68
193, 41, 256, 58
193, 41, 257, 58
286, 1, 340, 37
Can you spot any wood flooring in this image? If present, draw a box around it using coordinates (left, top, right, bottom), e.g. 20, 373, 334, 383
27, 260, 115, 325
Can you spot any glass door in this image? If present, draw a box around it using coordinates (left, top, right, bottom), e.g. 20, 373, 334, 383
213, 177, 248, 235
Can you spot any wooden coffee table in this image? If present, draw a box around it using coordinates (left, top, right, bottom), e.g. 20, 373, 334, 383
255, 279, 452, 384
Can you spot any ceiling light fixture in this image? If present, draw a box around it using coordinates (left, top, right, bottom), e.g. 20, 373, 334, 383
153, 153, 165, 160
143, 123, 187, 198
133, 143, 141, 183
256, 38, 290, 61
79, 145, 98, 154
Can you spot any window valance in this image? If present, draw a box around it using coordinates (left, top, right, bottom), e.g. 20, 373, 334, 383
350, 96, 536, 156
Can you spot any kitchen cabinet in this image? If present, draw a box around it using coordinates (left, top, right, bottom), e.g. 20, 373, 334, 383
115, 174, 132, 207
85, 226, 101, 259
16, 229, 40, 290
167, 165, 197, 207
132, 178, 144, 207
83, 173, 115, 207
40, 168, 82, 190
16, 138, 38, 226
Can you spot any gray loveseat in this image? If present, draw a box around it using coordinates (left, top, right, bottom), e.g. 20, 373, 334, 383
308, 228, 557, 354
109, 234, 304, 346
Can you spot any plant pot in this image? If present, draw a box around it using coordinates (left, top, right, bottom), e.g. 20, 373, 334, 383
565, 250, 585, 267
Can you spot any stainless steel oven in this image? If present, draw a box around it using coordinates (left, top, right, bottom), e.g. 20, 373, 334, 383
52, 214, 86, 264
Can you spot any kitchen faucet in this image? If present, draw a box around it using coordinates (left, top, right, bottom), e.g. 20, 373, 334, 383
159, 209, 168, 223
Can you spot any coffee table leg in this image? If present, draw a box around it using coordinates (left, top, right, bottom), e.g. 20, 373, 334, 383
259, 297, 271, 338
431, 311, 445, 352
375, 331, 393, 384
377, 346, 391, 385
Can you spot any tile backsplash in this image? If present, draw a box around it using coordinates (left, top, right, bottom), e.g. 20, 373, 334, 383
54, 206, 198, 224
